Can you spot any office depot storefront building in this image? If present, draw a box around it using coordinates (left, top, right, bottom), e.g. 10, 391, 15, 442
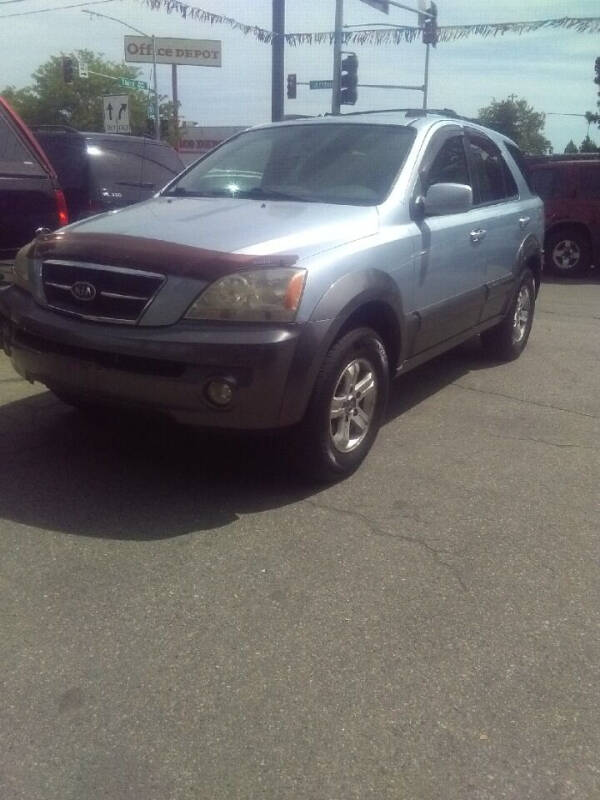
177, 126, 246, 164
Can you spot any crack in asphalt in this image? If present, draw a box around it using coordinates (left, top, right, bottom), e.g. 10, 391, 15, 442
487, 433, 600, 452
307, 499, 469, 594
451, 383, 599, 421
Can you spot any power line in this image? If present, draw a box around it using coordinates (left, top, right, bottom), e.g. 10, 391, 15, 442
0, 0, 116, 18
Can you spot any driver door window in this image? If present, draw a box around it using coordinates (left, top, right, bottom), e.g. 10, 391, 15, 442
423, 135, 471, 194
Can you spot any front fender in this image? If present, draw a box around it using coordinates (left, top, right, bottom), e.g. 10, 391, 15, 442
279, 268, 405, 426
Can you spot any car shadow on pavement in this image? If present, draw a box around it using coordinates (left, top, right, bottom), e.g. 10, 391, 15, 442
0, 338, 488, 541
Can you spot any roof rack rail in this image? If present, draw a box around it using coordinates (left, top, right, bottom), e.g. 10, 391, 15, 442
29, 124, 81, 134
327, 107, 480, 123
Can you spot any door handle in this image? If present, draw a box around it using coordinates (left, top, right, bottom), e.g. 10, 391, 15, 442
470, 229, 487, 243
519, 216, 531, 229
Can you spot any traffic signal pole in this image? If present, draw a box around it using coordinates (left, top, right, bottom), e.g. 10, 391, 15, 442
331, 0, 343, 114
271, 0, 285, 121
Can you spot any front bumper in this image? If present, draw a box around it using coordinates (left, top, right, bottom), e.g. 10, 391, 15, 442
0, 287, 316, 429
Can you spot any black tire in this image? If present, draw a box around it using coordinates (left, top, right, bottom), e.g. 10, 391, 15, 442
546, 227, 592, 276
292, 327, 389, 482
481, 269, 536, 362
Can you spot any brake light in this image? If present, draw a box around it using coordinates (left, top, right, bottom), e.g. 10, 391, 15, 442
54, 189, 69, 227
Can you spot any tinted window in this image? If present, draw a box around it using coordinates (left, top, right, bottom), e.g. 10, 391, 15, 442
579, 166, 600, 199
87, 139, 182, 193
505, 142, 534, 191
423, 135, 470, 190
0, 107, 44, 176
468, 134, 511, 204
87, 138, 145, 186
167, 124, 417, 206
33, 134, 87, 189
530, 168, 557, 199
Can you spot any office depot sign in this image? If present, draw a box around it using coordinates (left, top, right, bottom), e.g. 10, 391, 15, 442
124, 36, 221, 67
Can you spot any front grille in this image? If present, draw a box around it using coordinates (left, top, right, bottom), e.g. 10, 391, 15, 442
42, 260, 165, 324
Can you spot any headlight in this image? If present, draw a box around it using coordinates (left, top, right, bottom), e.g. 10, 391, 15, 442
12, 242, 34, 292
185, 268, 307, 322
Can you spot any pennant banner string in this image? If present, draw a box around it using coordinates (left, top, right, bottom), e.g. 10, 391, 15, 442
142, 2, 600, 46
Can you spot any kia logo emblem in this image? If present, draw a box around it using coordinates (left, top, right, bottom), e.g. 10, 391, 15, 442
71, 281, 97, 302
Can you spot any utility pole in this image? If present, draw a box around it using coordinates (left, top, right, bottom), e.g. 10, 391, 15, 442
331, 0, 344, 114
272, 0, 285, 121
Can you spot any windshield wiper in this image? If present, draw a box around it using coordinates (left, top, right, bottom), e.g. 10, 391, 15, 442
237, 187, 318, 202
164, 186, 319, 202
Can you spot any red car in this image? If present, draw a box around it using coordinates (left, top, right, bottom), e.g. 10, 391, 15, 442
0, 98, 67, 276
528, 154, 600, 276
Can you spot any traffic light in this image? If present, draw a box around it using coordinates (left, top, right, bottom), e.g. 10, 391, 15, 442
340, 54, 358, 106
62, 56, 75, 84
287, 73, 297, 100
422, 2, 438, 46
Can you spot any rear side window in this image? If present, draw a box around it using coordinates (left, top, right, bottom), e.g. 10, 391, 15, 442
530, 168, 558, 199
467, 134, 515, 204
578, 166, 600, 199
33, 134, 87, 189
140, 144, 184, 190
87, 138, 145, 187
505, 142, 534, 192
0, 106, 44, 176
87, 138, 182, 191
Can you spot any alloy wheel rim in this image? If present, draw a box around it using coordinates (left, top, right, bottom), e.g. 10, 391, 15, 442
329, 358, 377, 454
553, 239, 580, 271
512, 285, 531, 344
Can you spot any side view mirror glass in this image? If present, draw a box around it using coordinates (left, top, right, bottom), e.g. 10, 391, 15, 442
423, 183, 473, 216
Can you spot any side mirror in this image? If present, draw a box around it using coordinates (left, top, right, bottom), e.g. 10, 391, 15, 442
423, 183, 473, 216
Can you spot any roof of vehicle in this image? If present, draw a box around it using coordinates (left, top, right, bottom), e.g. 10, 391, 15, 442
251, 109, 520, 149
30, 125, 172, 147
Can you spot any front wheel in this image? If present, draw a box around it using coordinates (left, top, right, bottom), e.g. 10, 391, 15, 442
481, 269, 536, 361
293, 327, 389, 482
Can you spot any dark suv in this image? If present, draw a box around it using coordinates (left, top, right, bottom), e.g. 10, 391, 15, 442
31, 127, 185, 221
528, 154, 600, 276
0, 97, 68, 278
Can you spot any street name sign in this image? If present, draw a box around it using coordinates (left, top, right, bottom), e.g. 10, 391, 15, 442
124, 36, 222, 67
310, 80, 334, 90
119, 77, 148, 90
103, 94, 130, 134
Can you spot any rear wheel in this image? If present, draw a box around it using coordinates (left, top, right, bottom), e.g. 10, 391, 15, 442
294, 327, 389, 482
481, 269, 536, 361
546, 227, 591, 276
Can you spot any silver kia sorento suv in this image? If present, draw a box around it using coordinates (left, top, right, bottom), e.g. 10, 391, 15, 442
0, 111, 544, 480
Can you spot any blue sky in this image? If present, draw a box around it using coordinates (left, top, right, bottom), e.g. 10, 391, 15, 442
1, 0, 598, 150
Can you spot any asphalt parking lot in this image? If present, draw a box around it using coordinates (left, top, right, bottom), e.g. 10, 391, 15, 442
1, 276, 599, 800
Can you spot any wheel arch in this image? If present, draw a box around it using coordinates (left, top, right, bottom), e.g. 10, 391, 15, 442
279, 268, 405, 426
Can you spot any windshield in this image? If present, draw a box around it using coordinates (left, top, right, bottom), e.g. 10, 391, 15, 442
165, 123, 416, 206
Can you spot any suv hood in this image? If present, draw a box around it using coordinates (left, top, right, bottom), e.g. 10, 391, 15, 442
38, 196, 379, 280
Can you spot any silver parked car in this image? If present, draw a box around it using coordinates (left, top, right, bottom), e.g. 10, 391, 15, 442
0, 110, 544, 480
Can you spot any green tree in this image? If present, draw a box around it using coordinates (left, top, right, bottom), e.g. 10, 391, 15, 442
584, 56, 599, 127
579, 135, 599, 153
477, 95, 552, 155
1, 51, 178, 141
564, 139, 579, 154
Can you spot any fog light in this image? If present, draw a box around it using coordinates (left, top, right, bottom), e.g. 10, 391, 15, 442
205, 379, 234, 407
